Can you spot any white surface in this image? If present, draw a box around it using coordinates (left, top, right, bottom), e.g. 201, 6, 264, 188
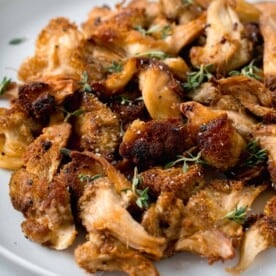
0, 0, 275, 275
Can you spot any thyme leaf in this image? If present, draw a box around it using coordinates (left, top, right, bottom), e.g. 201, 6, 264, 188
78, 174, 103, 183
58, 107, 84, 122
229, 59, 263, 81
182, 0, 194, 5
134, 25, 172, 39
0, 77, 12, 95
79, 71, 92, 92
161, 25, 173, 39
224, 206, 248, 224
182, 64, 213, 91
134, 50, 169, 59
9, 37, 27, 45
120, 95, 143, 105
106, 61, 123, 73
164, 151, 206, 172
244, 139, 267, 167
122, 167, 149, 208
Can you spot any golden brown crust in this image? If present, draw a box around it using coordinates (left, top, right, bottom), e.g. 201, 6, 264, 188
258, 4, 276, 92
140, 165, 204, 201
218, 76, 276, 122
228, 195, 276, 273
119, 119, 192, 168
254, 124, 276, 185
75, 232, 160, 276
3, 0, 276, 274
9, 123, 76, 249
18, 18, 84, 82
0, 108, 41, 170
197, 113, 246, 169
139, 60, 183, 120
176, 179, 266, 263
79, 177, 166, 258
73, 93, 120, 158
181, 101, 246, 170
18, 82, 55, 120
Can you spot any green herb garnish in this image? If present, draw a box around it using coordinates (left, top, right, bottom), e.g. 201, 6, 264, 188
78, 174, 103, 183
58, 107, 84, 122
79, 71, 92, 92
122, 167, 149, 209
0, 77, 12, 95
106, 61, 123, 73
134, 50, 169, 59
244, 139, 267, 167
229, 59, 263, 81
182, 0, 194, 5
134, 25, 172, 39
120, 95, 143, 105
165, 151, 206, 172
182, 64, 213, 91
161, 25, 172, 39
224, 206, 248, 224
9, 37, 27, 45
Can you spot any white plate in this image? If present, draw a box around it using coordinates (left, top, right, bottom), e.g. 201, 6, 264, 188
0, 0, 275, 275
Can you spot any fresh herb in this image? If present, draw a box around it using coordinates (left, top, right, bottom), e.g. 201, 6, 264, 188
244, 139, 267, 167
120, 95, 143, 105
134, 25, 172, 39
134, 25, 150, 36
136, 187, 150, 209
60, 147, 71, 157
134, 50, 169, 59
224, 206, 248, 224
78, 174, 103, 183
106, 61, 123, 73
79, 71, 92, 92
161, 25, 172, 39
120, 96, 133, 105
182, 64, 213, 91
229, 59, 263, 81
122, 167, 149, 208
0, 77, 11, 95
165, 151, 206, 172
9, 37, 27, 45
182, 0, 194, 5
58, 107, 84, 122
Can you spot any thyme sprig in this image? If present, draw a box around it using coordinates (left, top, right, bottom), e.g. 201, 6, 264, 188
182, 0, 194, 5
165, 151, 206, 172
78, 174, 103, 183
58, 107, 84, 122
182, 64, 213, 91
161, 25, 173, 39
0, 77, 12, 95
224, 206, 248, 224
79, 71, 92, 92
132, 167, 149, 208
9, 37, 27, 45
134, 50, 169, 59
122, 167, 149, 209
120, 96, 143, 105
229, 59, 263, 81
244, 139, 267, 167
106, 61, 123, 73
134, 25, 172, 39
